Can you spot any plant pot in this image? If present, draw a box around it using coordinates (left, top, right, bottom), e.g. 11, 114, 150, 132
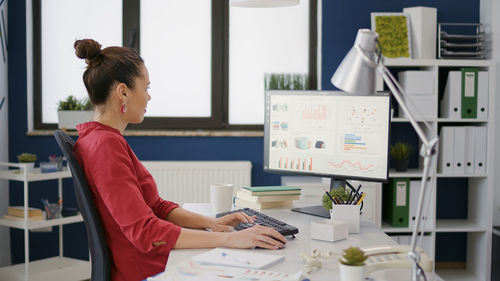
57, 110, 94, 129
339, 263, 365, 281
394, 159, 409, 171
20, 162, 35, 173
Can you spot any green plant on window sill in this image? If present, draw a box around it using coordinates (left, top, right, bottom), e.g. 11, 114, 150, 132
17, 153, 37, 163
321, 186, 350, 210
57, 95, 92, 111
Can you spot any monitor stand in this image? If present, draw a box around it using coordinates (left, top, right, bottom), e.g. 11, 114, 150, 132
291, 178, 346, 218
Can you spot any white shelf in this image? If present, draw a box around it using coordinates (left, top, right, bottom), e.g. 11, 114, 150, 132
0, 257, 90, 281
436, 173, 487, 178
436, 118, 488, 123
381, 222, 433, 233
389, 169, 487, 178
0, 168, 71, 182
0, 162, 85, 281
435, 219, 487, 232
389, 168, 423, 178
391, 117, 435, 122
436, 269, 484, 281
384, 58, 493, 67
381, 60, 495, 280
0, 214, 83, 230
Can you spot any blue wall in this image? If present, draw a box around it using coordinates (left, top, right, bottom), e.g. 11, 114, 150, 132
8, 0, 479, 264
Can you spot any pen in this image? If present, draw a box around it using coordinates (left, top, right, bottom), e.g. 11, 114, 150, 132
350, 184, 362, 204
221, 252, 251, 264
322, 188, 336, 205
354, 192, 366, 205
41, 199, 52, 217
346, 188, 354, 205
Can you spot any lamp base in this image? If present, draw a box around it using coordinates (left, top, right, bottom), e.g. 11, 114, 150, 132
369, 269, 438, 281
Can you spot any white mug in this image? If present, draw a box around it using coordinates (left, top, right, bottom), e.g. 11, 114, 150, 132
210, 183, 234, 214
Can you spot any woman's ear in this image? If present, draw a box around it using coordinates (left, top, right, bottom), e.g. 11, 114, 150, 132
114, 83, 128, 102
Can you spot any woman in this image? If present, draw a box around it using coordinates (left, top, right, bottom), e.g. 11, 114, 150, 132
73, 39, 286, 281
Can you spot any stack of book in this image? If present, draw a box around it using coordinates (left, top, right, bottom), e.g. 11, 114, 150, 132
234, 186, 301, 210
4, 206, 43, 221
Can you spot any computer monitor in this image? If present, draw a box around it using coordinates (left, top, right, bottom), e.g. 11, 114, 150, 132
263, 90, 391, 217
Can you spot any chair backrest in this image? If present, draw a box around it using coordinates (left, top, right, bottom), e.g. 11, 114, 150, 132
54, 130, 111, 281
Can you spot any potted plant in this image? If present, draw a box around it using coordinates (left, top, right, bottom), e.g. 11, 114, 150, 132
390, 142, 414, 171
17, 153, 37, 173
339, 246, 368, 281
57, 95, 94, 129
322, 186, 350, 210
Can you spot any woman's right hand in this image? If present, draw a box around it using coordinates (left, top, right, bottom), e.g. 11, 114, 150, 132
225, 224, 286, 250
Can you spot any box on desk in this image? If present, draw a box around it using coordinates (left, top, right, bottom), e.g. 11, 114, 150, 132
310, 219, 348, 242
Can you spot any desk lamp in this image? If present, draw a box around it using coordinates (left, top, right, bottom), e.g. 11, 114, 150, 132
331, 29, 439, 281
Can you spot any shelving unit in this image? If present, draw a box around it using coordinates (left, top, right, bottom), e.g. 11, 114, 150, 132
0, 162, 90, 281
379, 59, 495, 281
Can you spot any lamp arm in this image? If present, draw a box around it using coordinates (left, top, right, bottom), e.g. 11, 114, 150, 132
377, 63, 439, 281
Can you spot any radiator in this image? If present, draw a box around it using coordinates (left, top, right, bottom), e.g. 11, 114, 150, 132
141, 161, 252, 205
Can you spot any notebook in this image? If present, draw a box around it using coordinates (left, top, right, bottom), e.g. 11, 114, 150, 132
148, 259, 302, 281
191, 248, 285, 269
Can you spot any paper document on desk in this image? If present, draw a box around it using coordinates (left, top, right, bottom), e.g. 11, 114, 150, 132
191, 248, 285, 269
148, 259, 302, 281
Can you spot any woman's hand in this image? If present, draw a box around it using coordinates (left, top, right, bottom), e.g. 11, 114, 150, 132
207, 212, 255, 232
225, 224, 286, 250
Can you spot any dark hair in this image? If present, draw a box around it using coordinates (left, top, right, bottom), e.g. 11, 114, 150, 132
74, 39, 144, 105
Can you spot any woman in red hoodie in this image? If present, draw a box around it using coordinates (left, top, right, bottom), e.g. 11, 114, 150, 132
72, 39, 286, 281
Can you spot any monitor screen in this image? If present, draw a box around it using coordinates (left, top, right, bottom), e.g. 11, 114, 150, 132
264, 90, 390, 182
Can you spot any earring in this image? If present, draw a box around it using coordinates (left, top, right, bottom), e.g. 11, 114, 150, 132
121, 104, 127, 113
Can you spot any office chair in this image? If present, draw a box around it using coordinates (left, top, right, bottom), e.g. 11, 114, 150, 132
54, 130, 111, 281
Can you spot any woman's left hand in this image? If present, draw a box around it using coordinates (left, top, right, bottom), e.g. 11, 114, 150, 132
207, 212, 255, 232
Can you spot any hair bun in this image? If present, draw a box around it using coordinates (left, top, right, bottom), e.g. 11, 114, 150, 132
74, 39, 102, 64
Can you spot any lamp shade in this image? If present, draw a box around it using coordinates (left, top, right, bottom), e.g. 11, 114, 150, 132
230, 0, 299, 8
331, 29, 379, 95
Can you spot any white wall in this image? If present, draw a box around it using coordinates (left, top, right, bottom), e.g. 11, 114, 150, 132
480, 0, 500, 227
0, 0, 10, 267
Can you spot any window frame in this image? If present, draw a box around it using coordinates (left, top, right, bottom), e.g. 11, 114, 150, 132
33, 0, 317, 131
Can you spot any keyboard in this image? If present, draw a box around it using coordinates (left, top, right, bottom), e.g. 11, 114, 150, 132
216, 208, 299, 237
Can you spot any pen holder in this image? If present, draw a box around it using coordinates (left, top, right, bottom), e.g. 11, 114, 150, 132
44, 203, 62, 220
49, 157, 63, 171
330, 205, 360, 234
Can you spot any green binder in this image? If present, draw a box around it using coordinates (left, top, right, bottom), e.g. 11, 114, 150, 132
461, 68, 478, 118
383, 178, 410, 227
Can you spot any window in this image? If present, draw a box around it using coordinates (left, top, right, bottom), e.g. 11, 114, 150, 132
34, 0, 122, 127
229, 1, 311, 125
140, 0, 212, 118
34, 0, 317, 130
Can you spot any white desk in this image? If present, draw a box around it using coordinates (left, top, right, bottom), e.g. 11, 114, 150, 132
162, 203, 417, 280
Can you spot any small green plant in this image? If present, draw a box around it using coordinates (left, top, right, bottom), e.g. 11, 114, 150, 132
265, 73, 309, 90
322, 186, 350, 210
17, 153, 37, 163
340, 246, 368, 266
390, 142, 414, 161
57, 95, 92, 111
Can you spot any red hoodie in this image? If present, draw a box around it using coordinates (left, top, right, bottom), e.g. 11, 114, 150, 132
74, 122, 181, 281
